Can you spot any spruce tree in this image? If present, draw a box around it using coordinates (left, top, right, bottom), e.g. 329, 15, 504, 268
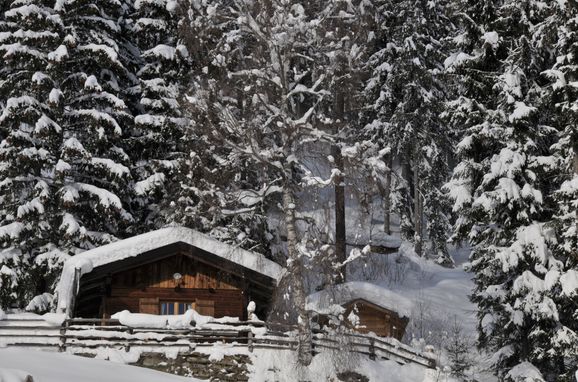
130, 0, 191, 229
446, 1, 573, 380
0, 0, 65, 307
364, 0, 454, 265
543, 1, 578, 379
54, 0, 136, 249
169, 0, 274, 253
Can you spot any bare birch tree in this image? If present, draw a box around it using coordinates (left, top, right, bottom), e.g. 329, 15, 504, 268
183, 0, 340, 366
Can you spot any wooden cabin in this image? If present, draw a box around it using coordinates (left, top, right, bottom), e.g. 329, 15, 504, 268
307, 282, 411, 341
55, 227, 284, 321
341, 298, 408, 340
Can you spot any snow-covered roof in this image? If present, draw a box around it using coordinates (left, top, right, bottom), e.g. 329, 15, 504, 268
306, 282, 413, 318
55, 227, 285, 315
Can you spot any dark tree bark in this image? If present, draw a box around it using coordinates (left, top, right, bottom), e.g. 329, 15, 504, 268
333, 87, 346, 284
574, 142, 578, 245
413, 158, 423, 257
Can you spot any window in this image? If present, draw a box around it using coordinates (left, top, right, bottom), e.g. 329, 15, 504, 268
160, 301, 192, 315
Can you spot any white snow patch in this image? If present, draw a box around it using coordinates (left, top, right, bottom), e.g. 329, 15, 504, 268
111, 309, 211, 329
48, 44, 68, 62
444, 52, 474, 70
483, 31, 499, 47
506, 361, 544, 382
560, 270, 578, 296
0, 349, 196, 382
509, 102, 536, 122
42, 312, 67, 326
143, 44, 178, 60
49, 88, 63, 105
0, 223, 24, 240
25, 293, 55, 313
0, 368, 34, 382
84, 75, 102, 91
134, 173, 166, 195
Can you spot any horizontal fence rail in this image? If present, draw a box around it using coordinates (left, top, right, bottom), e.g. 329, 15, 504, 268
0, 318, 435, 369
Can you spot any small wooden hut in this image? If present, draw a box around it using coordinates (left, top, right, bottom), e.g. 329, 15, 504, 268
307, 282, 411, 341
55, 227, 284, 320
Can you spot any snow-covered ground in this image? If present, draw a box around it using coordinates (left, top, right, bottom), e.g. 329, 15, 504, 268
0, 347, 455, 382
0, 349, 198, 382
247, 347, 451, 382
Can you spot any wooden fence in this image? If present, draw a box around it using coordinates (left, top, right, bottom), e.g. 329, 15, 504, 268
0, 317, 435, 369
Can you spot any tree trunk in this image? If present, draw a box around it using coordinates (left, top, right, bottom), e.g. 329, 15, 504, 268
573, 142, 578, 243
283, 185, 313, 366
574, 142, 578, 244
383, 154, 392, 235
413, 160, 423, 257
333, 87, 346, 284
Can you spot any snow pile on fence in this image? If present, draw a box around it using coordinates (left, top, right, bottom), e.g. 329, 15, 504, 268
55, 226, 285, 314
307, 281, 413, 318
111, 309, 213, 329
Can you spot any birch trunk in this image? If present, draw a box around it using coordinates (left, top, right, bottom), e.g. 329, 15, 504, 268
574, 143, 578, 243
383, 154, 392, 235
283, 185, 313, 366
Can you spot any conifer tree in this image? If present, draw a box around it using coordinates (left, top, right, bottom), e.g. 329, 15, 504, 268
54, 0, 136, 249
446, 1, 574, 379
364, 0, 454, 265
0, 0, 65, 307
542, 1, 578, 379
130, 0, 191, 229
169, 0, 275, 253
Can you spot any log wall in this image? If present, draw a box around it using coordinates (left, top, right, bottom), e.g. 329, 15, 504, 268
97, 253, 247, 319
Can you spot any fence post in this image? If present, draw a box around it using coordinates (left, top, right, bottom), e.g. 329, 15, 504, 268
311, 334, 316, 356
247, 330, 254, 353
59, 321, 67, 352
369, 338, 376, 361
125, 327, 133, 352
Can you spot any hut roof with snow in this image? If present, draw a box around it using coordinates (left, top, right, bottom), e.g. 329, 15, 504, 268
55, 227, 285, 319
307, 282, 412, 340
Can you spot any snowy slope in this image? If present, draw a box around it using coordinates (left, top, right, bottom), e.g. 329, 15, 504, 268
0, 349, 199, 382
346, 241, 477, 344
246, 348, 449, 382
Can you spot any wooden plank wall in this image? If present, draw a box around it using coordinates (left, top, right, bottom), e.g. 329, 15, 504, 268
110, 254, 242, 290
106, 288, 244, 318
102, 253, 246, 319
